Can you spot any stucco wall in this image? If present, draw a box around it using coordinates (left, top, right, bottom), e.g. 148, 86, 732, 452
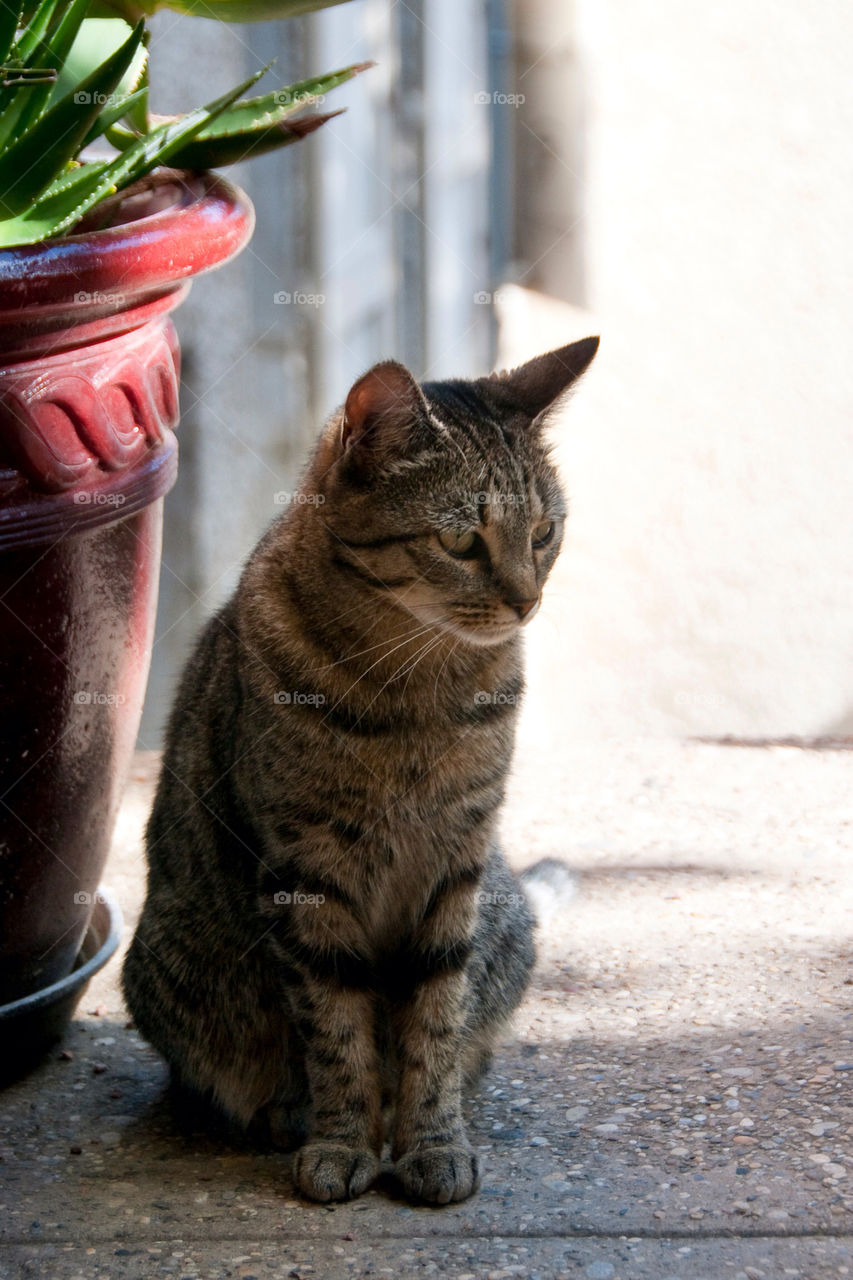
506, 1, 853, 742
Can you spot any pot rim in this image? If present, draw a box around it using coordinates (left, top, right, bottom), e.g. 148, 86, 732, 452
0, 168, 255, 319
0, 888, 122, 1021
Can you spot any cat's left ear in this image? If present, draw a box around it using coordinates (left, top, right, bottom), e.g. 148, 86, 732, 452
484, 336, 600, 425
340, 361, 428, 462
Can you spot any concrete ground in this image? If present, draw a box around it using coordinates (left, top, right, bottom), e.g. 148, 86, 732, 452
1, 739, 851, 1279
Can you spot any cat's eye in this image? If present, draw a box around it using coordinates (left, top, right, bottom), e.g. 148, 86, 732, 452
531, 520, 555, 549
438, 528, 479, 558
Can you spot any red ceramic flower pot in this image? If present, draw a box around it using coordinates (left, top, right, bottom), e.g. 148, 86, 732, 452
0, 171, 254, 1068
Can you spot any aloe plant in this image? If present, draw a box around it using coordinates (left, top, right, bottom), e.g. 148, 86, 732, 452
108, 0, 350, 21
0, 0, 366, 247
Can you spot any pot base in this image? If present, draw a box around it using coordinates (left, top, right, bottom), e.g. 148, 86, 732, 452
0, 889, 122, 1087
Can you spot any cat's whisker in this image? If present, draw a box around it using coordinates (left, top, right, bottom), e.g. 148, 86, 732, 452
432, 637, 462, 708
310, 621, 436, 672
397, 634, 446, 700
312, 585, 411, 632
309, 561, 440, 667
385, 631, 444, 682
344, 630, 445, 730
321, 623, 444, 720
389, 631, 445, 690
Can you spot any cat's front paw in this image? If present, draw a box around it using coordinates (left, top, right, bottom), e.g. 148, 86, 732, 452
294, 1140, 379, 1202
394, 1143, 480, 1205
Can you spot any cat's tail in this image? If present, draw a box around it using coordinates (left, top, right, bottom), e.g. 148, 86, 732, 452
519, 857, 578, 929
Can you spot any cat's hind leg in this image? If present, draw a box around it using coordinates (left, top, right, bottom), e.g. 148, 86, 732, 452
123, 923, 301, 1138
459, 850, 537, 1084
257, 1063, 311, 1151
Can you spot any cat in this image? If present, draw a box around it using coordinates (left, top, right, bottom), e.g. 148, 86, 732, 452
123, 335, 599, 1205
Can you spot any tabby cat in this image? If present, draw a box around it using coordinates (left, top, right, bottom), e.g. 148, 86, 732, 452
123, 336, 598, 1204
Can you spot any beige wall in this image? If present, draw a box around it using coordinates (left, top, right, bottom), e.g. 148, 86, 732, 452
505, 1, 853, 743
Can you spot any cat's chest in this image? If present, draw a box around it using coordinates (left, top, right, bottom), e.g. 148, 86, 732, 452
338, 710, 512, 802
360, 817, 475, 949
332, 713, 511, 939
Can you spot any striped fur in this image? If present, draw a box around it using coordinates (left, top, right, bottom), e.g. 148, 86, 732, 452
123, 338, 598, 1204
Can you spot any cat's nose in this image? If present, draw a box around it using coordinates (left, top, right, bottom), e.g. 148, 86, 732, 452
509, 597, 539, 621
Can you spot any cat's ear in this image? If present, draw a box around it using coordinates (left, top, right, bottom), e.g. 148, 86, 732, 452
340, 361, 428, 462
484, 336, 599, 425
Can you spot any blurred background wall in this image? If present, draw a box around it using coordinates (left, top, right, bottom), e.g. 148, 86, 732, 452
140, 0, 853, 746
140, 0, 498, 742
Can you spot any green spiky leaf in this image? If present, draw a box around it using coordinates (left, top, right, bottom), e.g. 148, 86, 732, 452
12, 0, 61, 62
81, 84, 146, 145
5, 0, 93, 144
0, 0, 24, 65
0, 0, 64, 145
0, 65, 263, 243
123, 61, 147, 129
51, 17, 148, 107
168, 106, 341, 167
165, 62, 367, 168
0, 18, 144, 216
0, 0, 366, 246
